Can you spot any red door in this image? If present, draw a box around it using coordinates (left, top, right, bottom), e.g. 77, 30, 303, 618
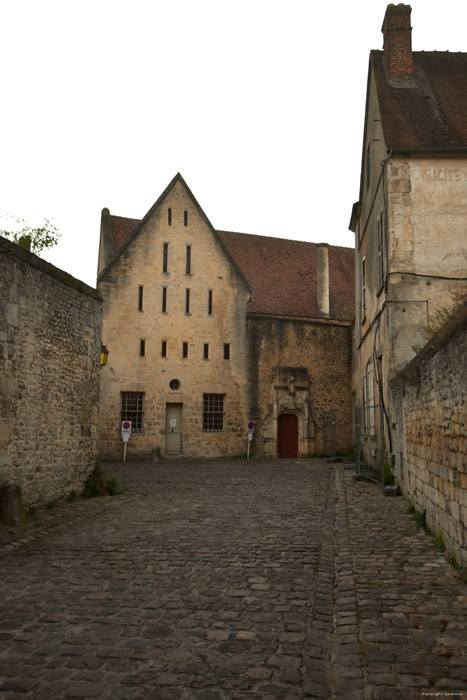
278, 414, 298, 458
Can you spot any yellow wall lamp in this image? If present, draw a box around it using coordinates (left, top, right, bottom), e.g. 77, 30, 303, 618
100, 343, 109, 367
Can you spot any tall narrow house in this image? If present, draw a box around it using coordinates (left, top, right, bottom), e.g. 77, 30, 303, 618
98, 174, 354, 460
350, 4, 467, 467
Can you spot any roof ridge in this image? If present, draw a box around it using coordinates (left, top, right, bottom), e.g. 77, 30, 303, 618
218, 230, 354, 251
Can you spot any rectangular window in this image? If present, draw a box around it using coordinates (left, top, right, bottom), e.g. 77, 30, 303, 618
168, 208, 172, 226
366, 142, 371, 191
161, 340, 167, 358
186, 245, 191, 274
185, 288, 190, 314
138, 286, 143, 311
224, 343, 230, 360
203, 393, 224, 432
361, 258, 366, 320
208, 290, 213, 315
377, 212, 384, 292
121, 392, 144, 432
182, 342, 188, 358
162, 287, 167, 313
203, 343, 209, 360
163, 243, 169, 273
361, 367, 368, 435
367, 360, 375, 436
184, 210, 188, 226
140, 339, 145, 357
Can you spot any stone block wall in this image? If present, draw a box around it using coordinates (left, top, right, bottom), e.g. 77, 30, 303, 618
248, 315, 353, 458
392, 301, 467, 568
0, 236, 102, 506
98, 180, 250, 459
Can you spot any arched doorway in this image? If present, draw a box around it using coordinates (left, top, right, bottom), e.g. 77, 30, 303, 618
278, 413, 298, 458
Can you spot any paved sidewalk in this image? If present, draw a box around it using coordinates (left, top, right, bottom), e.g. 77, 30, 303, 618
0, 459, 465, 699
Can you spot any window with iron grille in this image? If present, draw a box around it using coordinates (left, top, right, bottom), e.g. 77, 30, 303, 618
121, 392, 144, 432
203, 394, 224, 432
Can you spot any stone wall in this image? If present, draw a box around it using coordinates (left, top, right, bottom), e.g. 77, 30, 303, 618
0, 236, 102, 507
98, 179, 251, 459
392, 301, 467, 568
248, 315, 353, 458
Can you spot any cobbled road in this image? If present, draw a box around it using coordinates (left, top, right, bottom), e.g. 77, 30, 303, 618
0, 459, 466, 700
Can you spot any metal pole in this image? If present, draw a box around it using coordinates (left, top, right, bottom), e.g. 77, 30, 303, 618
331, 410, 337, 460
355, 406, 361, 476
123, 442, 127, 463
247, 436, 250, 460
380, 402, 385, 493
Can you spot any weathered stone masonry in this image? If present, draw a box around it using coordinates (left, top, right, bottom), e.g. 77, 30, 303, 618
0, 236, 102, 507
392, 301, 467, 568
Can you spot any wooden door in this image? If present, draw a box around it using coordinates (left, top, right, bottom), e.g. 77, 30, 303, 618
278, 414, 298, 458
165, 403, 183, 455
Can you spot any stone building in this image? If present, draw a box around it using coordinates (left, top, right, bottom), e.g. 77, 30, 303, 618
0, 236, 102, 508
349, 3, 467, 467
97, 174, 354, 460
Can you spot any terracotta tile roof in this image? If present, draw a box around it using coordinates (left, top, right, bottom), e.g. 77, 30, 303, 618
218, 231, 354, 321
372, 50, 467, 149
110, 215, 141, 255
108, 216, 354, 322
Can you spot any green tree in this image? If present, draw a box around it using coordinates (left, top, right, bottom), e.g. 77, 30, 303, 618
0, 214, 61, 254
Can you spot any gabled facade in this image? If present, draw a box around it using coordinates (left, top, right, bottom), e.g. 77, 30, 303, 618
350, 4, 467, 466
98, 174, 355, 460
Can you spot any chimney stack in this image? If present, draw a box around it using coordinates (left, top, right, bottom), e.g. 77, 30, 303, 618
382, 4, 413, 87
316, 243, 329, 318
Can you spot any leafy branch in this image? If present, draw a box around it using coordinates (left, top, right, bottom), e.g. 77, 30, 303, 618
0, 214, 61, 255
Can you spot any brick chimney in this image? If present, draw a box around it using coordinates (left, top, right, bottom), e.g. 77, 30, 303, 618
381, 4, 413, 87
316, 243, 330, 317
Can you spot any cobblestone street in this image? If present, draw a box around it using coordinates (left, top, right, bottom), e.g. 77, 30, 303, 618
0, 458, 466, 699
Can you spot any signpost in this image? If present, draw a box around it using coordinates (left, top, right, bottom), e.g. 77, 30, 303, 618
121, 421, 132, 462
247, 420, 255, 459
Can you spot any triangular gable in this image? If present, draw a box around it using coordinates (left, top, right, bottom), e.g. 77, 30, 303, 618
97, 173, 251, 294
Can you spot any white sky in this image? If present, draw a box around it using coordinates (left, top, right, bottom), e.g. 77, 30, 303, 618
2, 0, 466, 288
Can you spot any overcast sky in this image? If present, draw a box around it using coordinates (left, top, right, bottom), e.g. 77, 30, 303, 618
2, 0, 466, 287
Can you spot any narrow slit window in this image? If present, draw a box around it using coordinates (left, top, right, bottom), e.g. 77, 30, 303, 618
186, 245, 191, 274
168, 208, 172, 226
203, 343, 209, 360
161, 341, 167, 358
224, 343, 230, 360
185, 288, 190, 314
182, 342, 188, 358
163, 243, 168, 273
208, 290, 213, 315
184, 210, 188, 226
138, 286, 143, 311
140, 339, 146, 357
162, 287, 167, 313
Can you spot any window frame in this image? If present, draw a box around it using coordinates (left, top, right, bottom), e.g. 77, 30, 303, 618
203, 393, 225, 432
121, 391, 144, 433
361, 257, 366, 322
